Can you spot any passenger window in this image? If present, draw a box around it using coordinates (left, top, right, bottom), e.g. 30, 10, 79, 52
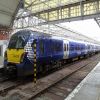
77, 45, 80, 50
40, 40, 44, 54
70, 46, 74, 51
16, 36, 25, 49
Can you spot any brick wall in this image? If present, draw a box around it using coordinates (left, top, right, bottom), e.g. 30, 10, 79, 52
0, 30, 11, 40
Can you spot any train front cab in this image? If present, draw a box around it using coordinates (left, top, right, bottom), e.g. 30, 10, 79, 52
3, 32, 35, 77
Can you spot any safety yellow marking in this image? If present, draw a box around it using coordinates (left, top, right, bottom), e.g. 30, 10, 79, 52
34, 64, 36, 67
33, 52, 36, 54
34, 44, 36, 48
34, 68, 36, 72
34, 54, 36, 57
34, 49, 36, 52
34, 59, 37, 62
34, 57, 36, 60
34, 66, 36, 69
34, 78, 36, 82
34, 73, 36, 77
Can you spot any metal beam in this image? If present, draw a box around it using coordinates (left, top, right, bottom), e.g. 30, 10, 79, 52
25, 0, 53, 8
17, 0, 100, 25
94, 17, 100, 28
39, 13, 100, 25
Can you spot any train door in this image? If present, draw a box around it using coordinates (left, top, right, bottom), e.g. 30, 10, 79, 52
63, 40, 69, 59
84, 43, 87, 55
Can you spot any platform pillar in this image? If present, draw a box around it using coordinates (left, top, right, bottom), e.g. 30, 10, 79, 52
33, 40, 37, 83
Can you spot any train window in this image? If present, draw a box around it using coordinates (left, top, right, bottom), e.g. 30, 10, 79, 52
8, 34, 29, 49
70, 46, 74, 51
53, 41, 62, 52
81, 46, 83, 50
77, 45, 80, 50
56, 44, 61, 52
39, 40, 44, 54
88, 45, 90, 49
75, 46, 77, 50
64, 44, 66, 51
8, 36, 17, 49
16, 37, 25, 49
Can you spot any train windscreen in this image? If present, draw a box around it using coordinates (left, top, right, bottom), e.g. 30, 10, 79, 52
8, 35, 29, 49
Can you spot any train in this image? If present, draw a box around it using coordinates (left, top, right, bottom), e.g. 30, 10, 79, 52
3, 29, 100, 76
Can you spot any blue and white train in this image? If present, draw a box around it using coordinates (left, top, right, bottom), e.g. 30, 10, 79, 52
4, 30, 100, 76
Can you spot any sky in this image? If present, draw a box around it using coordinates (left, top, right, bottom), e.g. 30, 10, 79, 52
61, 19, 100, 42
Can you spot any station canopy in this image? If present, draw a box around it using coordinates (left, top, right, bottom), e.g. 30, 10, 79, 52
25, 0, 81, 12
14, 0, 100, 45
25, 0, 81, 20
0, 0, 20, 29
23, 0, 100, 26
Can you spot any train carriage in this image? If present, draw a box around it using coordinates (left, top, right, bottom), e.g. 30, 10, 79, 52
3, 30, 100, 76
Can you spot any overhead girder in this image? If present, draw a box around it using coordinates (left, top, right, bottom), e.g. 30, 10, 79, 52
94, 17, 100, 28
15, 0, 100, 28
17, 0, 100, 25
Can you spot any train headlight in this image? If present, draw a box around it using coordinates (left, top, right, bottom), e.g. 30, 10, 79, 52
4, 51, 7, 60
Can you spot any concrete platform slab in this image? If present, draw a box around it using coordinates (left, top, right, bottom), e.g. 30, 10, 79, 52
65, 62, 100, 100
0, 56, 3, 63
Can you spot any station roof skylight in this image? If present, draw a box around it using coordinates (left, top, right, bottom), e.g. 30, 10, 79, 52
25, 0, 81, 13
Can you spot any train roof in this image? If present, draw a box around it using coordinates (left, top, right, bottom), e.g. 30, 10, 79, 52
14, 29, 51, 38
13, 30, 100, 46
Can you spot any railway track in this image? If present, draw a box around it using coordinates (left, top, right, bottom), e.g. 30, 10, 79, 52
0, 54, 99, 100
34, 58, 99, 100
0, 71, 16, 83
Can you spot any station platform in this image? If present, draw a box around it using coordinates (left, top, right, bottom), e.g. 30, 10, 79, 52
65, 62, 100, 100
0, 56, 3, 68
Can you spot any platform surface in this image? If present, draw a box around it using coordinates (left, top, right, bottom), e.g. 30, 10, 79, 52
0, 56, 3, 68
65, 62, 100, 100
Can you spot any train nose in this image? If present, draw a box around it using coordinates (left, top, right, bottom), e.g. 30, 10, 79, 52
4, 64, 17, 76
7, 49, 24, 64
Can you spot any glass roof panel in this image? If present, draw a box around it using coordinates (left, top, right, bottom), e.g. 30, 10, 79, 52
25, 0, 81, 13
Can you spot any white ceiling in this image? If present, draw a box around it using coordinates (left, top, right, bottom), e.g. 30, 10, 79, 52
0, 0, 20, 28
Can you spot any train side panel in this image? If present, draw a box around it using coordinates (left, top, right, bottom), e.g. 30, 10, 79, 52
68, 41, 86, 59
37, 38, 64, 64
